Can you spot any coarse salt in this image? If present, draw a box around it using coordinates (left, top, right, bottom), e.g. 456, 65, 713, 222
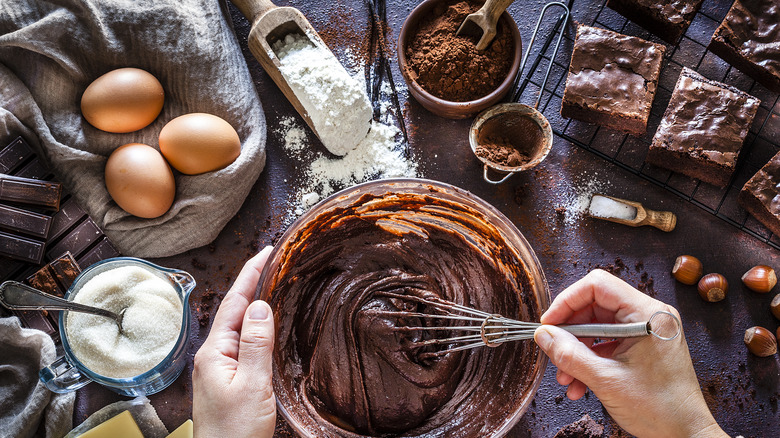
588, 195, 637, 220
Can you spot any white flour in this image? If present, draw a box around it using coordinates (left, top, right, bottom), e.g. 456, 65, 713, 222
273, 34, 372, 156
272, 34, 418, 220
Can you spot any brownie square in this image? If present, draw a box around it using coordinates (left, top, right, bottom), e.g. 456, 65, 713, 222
740, 151, 780, 236
561, 25, 666, 136
708, 0, 780, 92
607, 0, 704, 43
646, 67, 760, 187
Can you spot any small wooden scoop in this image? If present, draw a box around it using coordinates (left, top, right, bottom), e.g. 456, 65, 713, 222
457, 0, 516, 50
588, 194, 677, 232
230, 0, 329, 139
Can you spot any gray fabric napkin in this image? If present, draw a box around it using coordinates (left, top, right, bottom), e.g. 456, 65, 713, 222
0, 317, 74, 438
0, 0, 266, 258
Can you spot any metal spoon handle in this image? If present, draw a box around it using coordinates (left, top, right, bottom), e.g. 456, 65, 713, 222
0, 280, 120, 322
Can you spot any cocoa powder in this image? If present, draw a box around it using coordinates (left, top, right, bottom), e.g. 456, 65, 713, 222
405, 0, 515, 102
476, 138, 530, 167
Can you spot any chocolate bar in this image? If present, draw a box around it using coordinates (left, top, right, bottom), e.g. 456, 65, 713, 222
0, 230, 45, 263
0, 136, 121, 340
0, 173, 62, 210
0, 203, 52, 238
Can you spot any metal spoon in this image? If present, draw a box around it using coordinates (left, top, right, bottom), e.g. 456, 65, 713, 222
0, 281, 125, 331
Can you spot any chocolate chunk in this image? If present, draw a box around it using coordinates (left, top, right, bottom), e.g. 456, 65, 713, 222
0, 137, 34, 174
14, 309, 56, 336
0, 230, 45, 263
49, 252, 81, 290
0, 173, 62, 210
46, 218, 101, 261
76, 238, 120, 268
0, 203, 52, 238
48, 197, 88, 242
15, 157, 53, 180
27, 264, 62, 295
0, 256, 23, 279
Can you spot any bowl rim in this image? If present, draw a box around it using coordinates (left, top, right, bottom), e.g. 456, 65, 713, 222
397, 0, 524, 109
258, 177, 551, 437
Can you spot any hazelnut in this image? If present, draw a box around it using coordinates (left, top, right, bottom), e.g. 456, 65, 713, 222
741, 265, 777, 293
697, 273, 728, 302
672, 255, 703, 285
771, 293, 780, 320
744, 326, 777, 357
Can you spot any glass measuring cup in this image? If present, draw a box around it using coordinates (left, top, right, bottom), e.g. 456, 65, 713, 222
39, 257, 195, 397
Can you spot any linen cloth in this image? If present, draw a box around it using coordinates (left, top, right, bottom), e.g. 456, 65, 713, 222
0, 0, 266, 257
0, 317, 74, 438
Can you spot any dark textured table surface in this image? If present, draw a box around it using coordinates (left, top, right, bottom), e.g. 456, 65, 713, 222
73, 0, 780, 436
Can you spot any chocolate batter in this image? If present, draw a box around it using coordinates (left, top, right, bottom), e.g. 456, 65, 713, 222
263, 186, 543, 437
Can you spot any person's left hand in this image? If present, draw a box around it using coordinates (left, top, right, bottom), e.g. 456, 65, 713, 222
192, 246, 276, 438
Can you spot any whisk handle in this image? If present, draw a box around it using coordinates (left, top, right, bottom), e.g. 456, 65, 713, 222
558, 322, 649, 338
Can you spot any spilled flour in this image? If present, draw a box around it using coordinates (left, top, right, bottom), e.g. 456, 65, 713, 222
277, 116, 417, 217
272, 33, 417, 219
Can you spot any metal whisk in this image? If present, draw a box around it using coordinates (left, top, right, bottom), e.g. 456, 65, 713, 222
374, 291, 681, 359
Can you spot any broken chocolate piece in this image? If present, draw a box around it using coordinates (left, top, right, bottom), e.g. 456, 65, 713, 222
0, 203, 52, 238
0, 173, 62, 210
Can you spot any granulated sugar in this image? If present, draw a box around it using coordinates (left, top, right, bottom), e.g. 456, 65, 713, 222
273, 34, 372, 156
65, 266, 182, 378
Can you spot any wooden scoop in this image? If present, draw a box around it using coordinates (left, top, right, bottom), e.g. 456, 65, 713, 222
457, 0, 516, 50
229, 0, 329, 139
588, 194, 677, 232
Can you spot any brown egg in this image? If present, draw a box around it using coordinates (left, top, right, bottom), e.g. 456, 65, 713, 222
81, 68, 164, 133
159, 113, 241, 175
105, 143, 175, 218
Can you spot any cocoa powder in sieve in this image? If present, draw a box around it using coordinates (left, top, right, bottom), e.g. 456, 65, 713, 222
405, 0, 515, 102
476, 138, 530, 167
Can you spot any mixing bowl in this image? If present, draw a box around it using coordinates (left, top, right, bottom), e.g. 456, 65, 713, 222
397, 0, 523, 119
257, 178, 549, 437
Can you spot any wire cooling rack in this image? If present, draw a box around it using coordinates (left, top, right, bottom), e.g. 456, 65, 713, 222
513, 0, 780, 250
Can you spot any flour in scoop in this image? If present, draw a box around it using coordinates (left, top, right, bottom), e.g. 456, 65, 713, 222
274, 34, 372, 156
65, 266, 182, 378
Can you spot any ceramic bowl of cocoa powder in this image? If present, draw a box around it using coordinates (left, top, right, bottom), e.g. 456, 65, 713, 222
398, 0, 523, 119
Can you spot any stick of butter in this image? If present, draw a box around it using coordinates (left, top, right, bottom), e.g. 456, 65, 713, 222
166, 420, 193, 438
76, 411, 143, 438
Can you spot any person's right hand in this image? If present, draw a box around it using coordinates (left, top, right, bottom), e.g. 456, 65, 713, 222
534, 269, 728, 438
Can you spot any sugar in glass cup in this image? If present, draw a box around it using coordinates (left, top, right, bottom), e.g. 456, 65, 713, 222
257, 178, 550, 437
39, 257, 195, 397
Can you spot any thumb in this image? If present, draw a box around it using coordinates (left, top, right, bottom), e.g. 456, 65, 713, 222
235, 300, 275, 393
534, 325, 611, 388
